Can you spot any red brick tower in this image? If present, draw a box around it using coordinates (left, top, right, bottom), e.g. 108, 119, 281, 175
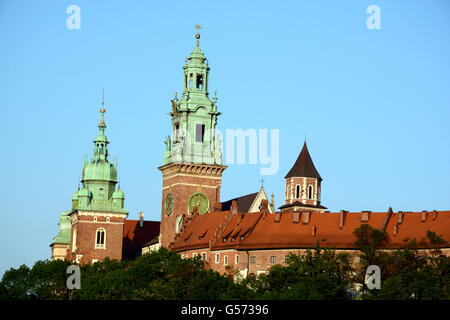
158, 32, 226, 248
279, 141, 326, 212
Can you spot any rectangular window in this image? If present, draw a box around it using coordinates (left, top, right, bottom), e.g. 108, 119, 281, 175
174, 123, 179, 141
193, 253, 197, 258
235, 255, 239, 264
215, 254, 220, 264
270, 256, 276, 264
224, 256, 228, 265
201, 253, 206, 261
195, 124, 205, 142
250, 256, 256, 264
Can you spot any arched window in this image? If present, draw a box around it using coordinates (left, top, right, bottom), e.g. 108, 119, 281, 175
95, 228, 106, 249
72, 229, 77, 253
295, 185, 300, 199
308, 185, 313, 200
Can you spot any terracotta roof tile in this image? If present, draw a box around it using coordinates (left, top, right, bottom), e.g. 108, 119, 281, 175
238, 210, 450, 250
171, 211, 230, 251
122, 220, 160, 259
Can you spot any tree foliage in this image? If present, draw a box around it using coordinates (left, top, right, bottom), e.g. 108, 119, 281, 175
1, 231, 448, 300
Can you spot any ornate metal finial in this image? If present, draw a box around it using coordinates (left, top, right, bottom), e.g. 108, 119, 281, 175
98, 88, 106, 130
195, 24, 201, 38
260, 178, 265, 188
195, 24, 201, 46
100, 88, 106, 113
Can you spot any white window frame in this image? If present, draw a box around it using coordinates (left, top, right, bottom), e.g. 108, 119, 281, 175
224, 255, 228, 266
95, 228, 106, 249
72, 228, 77, 253
215, 253, 220, 264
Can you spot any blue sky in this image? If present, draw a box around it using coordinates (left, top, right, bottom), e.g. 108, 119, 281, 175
0, 0, 449, 276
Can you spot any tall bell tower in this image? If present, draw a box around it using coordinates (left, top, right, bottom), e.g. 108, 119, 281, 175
159, 29, 226, 248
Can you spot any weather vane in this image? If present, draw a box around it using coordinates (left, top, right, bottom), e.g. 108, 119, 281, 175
195, 24, 201, 39
101, 88, 106, 113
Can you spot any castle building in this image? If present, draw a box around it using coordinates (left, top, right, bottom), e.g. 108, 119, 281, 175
51, 98, 159, 263
52, 33, 449, 276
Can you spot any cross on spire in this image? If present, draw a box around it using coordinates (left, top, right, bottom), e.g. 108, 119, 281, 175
260, 178, 265, 188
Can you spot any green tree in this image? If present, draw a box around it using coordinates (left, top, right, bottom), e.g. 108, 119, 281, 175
243, 244, 353, 300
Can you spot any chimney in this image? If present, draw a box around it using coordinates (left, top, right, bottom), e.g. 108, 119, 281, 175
274, 212, 281, 222
421, 211, 428, 222
393, 224, 399, 236
339, 210, 347, 229
361, 211, 371, 223
293, 211, 300, 224
214, 202, 222, 212
139, 212, 144, 228
397, 211, 404, 224
432, 210, 438, 221
302, 211, 311, 225
237, 213, 243, 225
382, 207, 393, 232
261, 199, 269, 219
270, 193, 275, 213
231, 200, 238, 215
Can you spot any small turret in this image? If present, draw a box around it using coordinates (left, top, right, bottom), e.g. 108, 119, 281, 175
112, 182, 125, 209
77, 185, 92, 208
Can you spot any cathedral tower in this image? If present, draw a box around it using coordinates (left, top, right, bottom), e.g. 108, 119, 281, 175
159, 32, 226, 248
279, 141, 327, 212
65, 96, 128, 264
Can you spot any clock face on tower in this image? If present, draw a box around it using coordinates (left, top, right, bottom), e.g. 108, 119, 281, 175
188, 192, 210, 215
165, 192, 174, 216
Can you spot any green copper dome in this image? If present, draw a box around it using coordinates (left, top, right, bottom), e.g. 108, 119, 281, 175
112, 187, 125, 199
52, 211, 71, 244
78, 186, 92, 197
83, 160, 117, 182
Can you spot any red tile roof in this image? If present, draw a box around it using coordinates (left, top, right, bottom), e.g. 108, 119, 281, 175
171, 209, 450, 252
238, 210, 450, 250
122, 220, 160, 259
171, 211, 230, 251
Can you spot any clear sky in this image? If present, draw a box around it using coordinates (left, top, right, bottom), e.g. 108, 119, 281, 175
0, 0, 449, 277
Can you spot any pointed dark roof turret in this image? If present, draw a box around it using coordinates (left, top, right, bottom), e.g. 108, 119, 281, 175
285, 141, 322, 180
